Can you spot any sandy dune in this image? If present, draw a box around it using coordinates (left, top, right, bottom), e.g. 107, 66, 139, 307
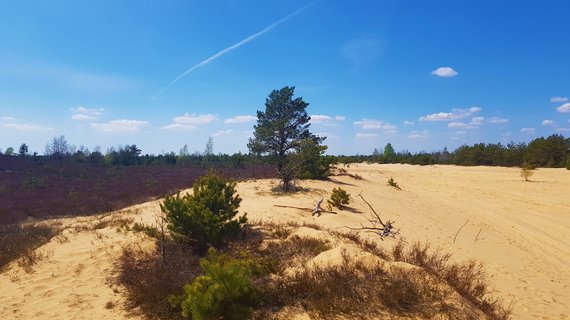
1, 164, 569, 319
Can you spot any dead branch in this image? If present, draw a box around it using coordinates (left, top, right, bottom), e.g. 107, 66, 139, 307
453, 218, 470, 244
274, 197, 337, 217
358, 192, 385, 227
339, 193, 400, 240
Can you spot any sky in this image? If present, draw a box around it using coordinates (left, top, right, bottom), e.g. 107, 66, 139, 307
1, 0, 569, 156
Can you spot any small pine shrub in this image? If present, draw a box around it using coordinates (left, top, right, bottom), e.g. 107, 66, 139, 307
161, 170, 246, 248
566, 157, 570, 170
328, 187, 350, 208
387, 177, 401, 189
520, 162, 534, 181
171, 248, 261, 320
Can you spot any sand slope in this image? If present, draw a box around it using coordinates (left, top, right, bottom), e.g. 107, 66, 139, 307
1, 164, 568, 319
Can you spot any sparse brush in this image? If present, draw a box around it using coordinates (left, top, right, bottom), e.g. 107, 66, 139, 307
0, 222, 60, 270
387, 176, 401, 189
328, 187, 350, 208
520, 161, 534, 181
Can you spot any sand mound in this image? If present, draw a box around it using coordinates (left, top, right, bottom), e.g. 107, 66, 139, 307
1, 164, 568, 319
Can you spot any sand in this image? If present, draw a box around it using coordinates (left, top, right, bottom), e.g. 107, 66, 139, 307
1, 164, 568, 319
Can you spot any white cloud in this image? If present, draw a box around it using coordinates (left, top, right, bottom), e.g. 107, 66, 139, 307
161, 123, 196, 131
224, 115, 256, 124
520, 128, 536, 134
408, 130, 428, 139
355, 133, 378, 139
419, 107, 481, 121
448, 122, 478, 129
212, 129, 234, 137
310, 114, 333, 123
173, 113, 217, 124
2, 123, 53, 131
70, 106, 104, 121
335, 115, 346, 121
431, 67, 458, 77
556, 103, 570, 113
470, 116, 485, 125
163, 113, 217, 131
455, 131, 467, 135
489, 117, 509, 124
556, 128, 570, 132
550, 97, 568, 103
91, 119, 148, 133
1, 116, 15, 121
542, 120, 554, 126
403, 120, 415, 125
315, 132, 339, 139
353, 118, 397, 131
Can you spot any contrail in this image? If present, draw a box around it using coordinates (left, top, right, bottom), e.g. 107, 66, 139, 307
152, 1, 316, 100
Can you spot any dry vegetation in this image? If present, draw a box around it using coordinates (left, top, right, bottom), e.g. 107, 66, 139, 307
115, 221, 511, 320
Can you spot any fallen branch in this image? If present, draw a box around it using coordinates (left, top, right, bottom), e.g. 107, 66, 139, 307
339, 193, 400, 240
453, 218, 470, 244
274, 197, 337, 217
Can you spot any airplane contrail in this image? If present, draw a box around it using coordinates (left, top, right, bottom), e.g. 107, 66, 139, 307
152, 1, 317, 100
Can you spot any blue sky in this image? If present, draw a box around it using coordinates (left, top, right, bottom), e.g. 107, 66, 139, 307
1, 0, 569, 155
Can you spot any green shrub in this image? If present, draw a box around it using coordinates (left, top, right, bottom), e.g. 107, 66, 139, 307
387, 177, 401, 189
171, 248, 260, 320
566, 157, 570, 170
161, 170, 246, 247
328, 187, 350, 208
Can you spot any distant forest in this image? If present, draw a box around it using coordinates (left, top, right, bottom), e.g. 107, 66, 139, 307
1, 133, 569, 169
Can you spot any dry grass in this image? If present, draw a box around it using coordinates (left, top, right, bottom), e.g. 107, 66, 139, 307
0, 222, 60, 270
115, 241, 200, 320
115, 222, 511, 320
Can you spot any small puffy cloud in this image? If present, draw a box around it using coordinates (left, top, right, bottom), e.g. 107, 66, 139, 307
173, 113, 216, 124
431, 67, 458, 77
162, 123, 196, 131
355, 133, 378, 139
403, 120, 415, 125
556, 103, 570, 113
556, 128, 570, 132
335, 115, 346, 121
470, 116, 485, 125
2, 123, 53, 131
447, 122, 477, 129
419, 107, 481, 121
520, 127, 536, 134
310, 114, 333, 124
316, 132, 338, 139
70, 106, 104, 121
163, 113, 217, 131
489, 117, 509, 124
542, 120, 554, 126
212, 129, 234, 137
91, 119, 148, 133
224, 115, 256, 124
353, 118, 397, 131
1, 116, 15, 121
408, 130, 428, 139
455, 131, 467, 135
550, 97, 568, 103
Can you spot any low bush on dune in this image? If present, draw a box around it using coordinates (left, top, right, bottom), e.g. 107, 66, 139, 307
0, 222, 60, 270
160, 170, 247, 250
327, 187, 350, 209
116, 221, 511, 320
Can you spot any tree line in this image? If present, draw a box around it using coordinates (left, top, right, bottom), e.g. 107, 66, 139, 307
2, 86, 569, 183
